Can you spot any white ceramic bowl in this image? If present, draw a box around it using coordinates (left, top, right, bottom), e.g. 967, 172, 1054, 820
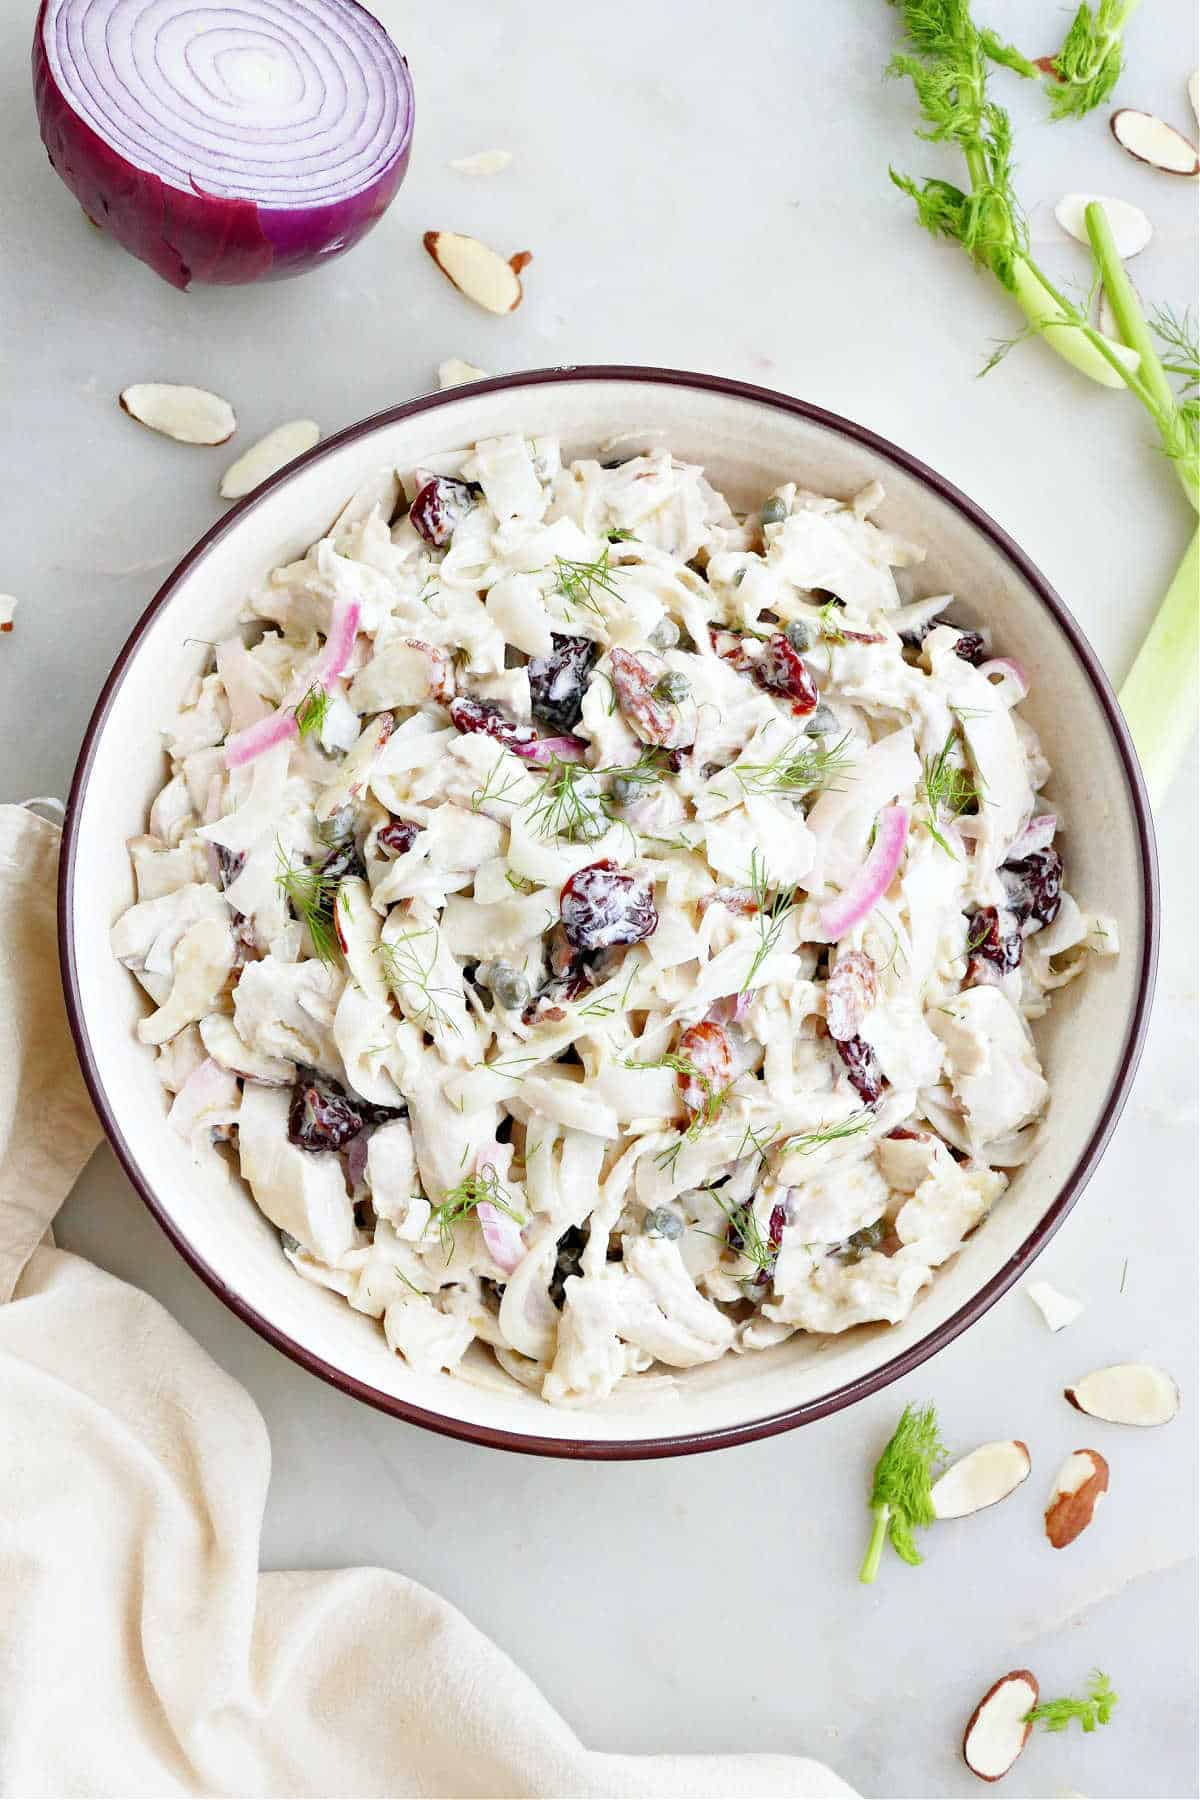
60, 367, 1158, 1457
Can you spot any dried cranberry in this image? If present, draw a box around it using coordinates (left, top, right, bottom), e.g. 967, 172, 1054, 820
753, 632, 818, 714
560, 860, 658, 952
1000, 847, 1063, 931
835, 1035, 884, 1107
954, 631, 988, 666
320, 840, 367, 884
449, 695, 538, 753
826, 950, 878, 1042
287, 1072, 366, 1153
408, 475, 477, 548
675, 1021, 734, 1121
528, 633, 599, 732
377, 819, 422, 858
966, 906, 1023, 974
216, 846, 245, 890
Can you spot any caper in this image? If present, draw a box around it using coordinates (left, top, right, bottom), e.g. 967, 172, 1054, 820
611, 774, 640, 807
760, 496, 787, 525
321, 804, 356, 846
649, 616, 680, 652
654, 670, 691, 705
644, 1206, 684, 1241
784, 619, 815, 652
488, 963, 531, 1010
804, 702, 838, 738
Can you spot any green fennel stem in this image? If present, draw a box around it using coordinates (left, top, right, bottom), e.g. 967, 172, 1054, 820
860, 1505, 891, 1584
1120, 528, 1200, 808
1085, 201, 1200, 509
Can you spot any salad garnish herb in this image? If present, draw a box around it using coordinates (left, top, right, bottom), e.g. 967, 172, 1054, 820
859, 1400, 946, 1584
741, 849, 798, 992
525, 756, 609, 843
920, 727, 983, 856
275, 844, 339, 963
624, 1052, 734, 1137
470, 753, 526, 814
701, 1189, 777, 1275
781, 1111, 876, 1156
555, 547, 621, 618
1025, 1670, 1118, 1734
735, 731, 855, 799
293, 683, 331, 741
428, 1166, 524, 1263
375, 930, 460, 1036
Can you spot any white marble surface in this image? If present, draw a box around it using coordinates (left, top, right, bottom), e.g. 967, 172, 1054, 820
3, 2, 1197, 1794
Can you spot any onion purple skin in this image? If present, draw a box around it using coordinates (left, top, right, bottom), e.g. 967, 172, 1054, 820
31, 0, 414, 291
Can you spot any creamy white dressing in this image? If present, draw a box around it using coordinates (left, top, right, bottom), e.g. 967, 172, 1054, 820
115, 442, 1118, 1406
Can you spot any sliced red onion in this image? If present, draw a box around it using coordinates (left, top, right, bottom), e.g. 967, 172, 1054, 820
312, 598, 362, 685
819, 805, 910, 940
345, 1128, 371, 1189
477, 1201, 525, 1274
512, 733, 590, 767
1005, 813, 1057, 861
975, 658, 1029, 706
34, 0, 414, 290
224, 706, 298, 770
226, 598, 361, 767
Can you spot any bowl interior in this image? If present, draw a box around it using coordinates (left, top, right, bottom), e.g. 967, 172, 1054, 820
62, 371, 1154, 1453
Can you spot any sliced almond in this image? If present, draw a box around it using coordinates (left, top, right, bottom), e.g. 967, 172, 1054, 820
932, 1440, 1032, 1519
1054, 193, 1153, 259
1189, 71, 1199, 128
1027, 1280, 1084, 1332
963, 1670, 1039, 1782
219, 420, 319, 500
1066, 1362, 1180, 1426
120, 383, 237, 445
423, 231, 529, 314
1045, 1448, 1109, 1548
438, 357, 490, 389
1110, 109, 1200, 176
0, 596, 15, 633
448, 149, 512, 176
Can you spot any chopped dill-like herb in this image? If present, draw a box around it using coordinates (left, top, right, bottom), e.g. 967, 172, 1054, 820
735, 731, 855, 800
624, 1051, 733, 1140
920, 727, 984, 856
375, 930, 460, 1036
740, 849, 798, 992
554, 547, 621, 619
293, 683, 332, 741
780, 1111, 875, 1157
1026, 1671, 1118, 1734
275, 844, 340, 963
470, 754, 526, 814
428, 1166, 524, 1264
524, 756, 610, 843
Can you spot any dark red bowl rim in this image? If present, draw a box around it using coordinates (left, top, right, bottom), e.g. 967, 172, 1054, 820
58, 364, 1160, 1460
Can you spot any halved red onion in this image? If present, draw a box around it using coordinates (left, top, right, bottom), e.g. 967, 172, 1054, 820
477, 1202, 525, 1274
34, 0, 414, 290
975, 658, 1029, 706
819, 805, 910, 940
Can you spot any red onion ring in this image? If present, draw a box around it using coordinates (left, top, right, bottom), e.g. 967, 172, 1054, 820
34, 0, 414, 288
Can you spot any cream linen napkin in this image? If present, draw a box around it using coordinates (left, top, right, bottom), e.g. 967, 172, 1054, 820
0, 804, 854, 1800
